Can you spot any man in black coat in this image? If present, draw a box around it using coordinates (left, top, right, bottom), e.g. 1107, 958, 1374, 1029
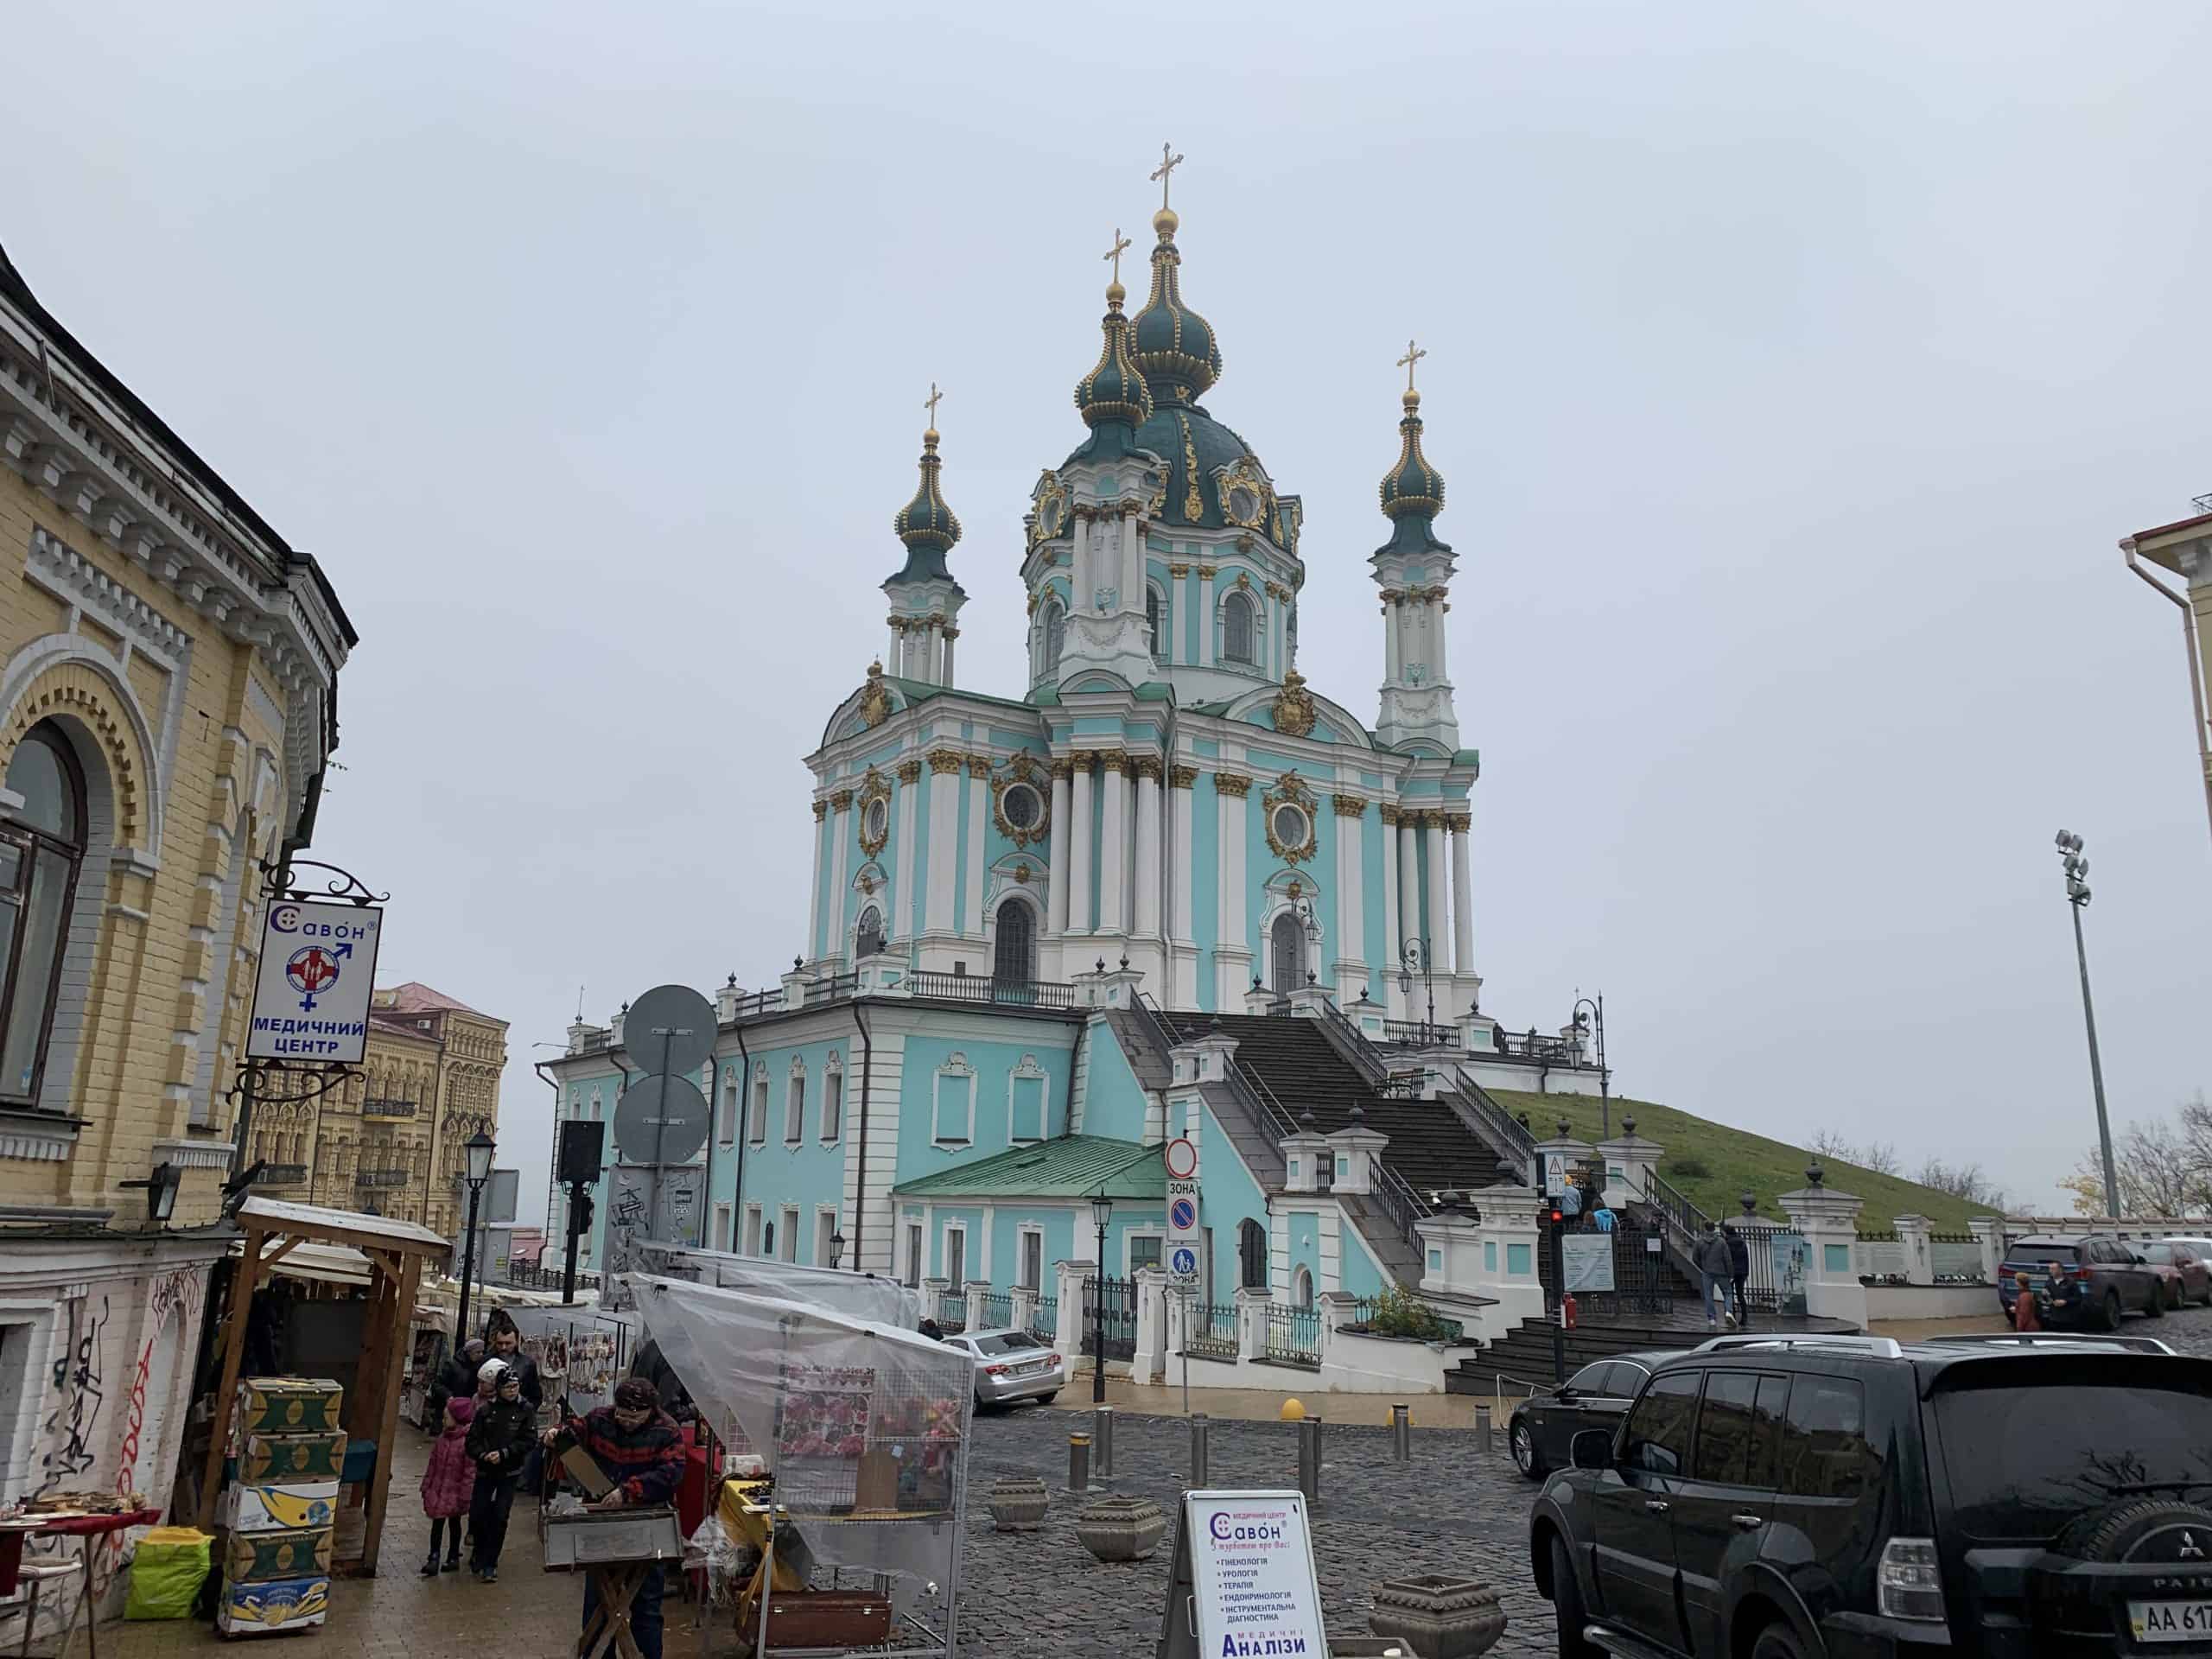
1725, 1227, 1752, 1330
429, 1337, 485, 1425
486, 1321, 542, 1410
462, 1360, 536, 1582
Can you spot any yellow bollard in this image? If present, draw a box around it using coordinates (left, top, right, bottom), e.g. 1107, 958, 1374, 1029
1279, 1397, 1306, 1421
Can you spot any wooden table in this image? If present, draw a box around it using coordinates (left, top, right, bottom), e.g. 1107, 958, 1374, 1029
543, 1506, 684, 1659
8, 1510, 161, 1659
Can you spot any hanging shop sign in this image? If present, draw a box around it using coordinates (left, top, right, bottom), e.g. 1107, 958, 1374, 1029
247, 899, 385, 1064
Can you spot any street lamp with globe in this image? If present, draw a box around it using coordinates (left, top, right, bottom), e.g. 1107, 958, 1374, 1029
456, 1129, 496, 1344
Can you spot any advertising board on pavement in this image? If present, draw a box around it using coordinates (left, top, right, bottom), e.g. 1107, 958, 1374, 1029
1158, 1490, 1327, 1659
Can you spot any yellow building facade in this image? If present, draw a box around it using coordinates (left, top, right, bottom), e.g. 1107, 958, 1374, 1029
0, 242, 353, 1541
247, 982, 506, 1239
2122, 502, 2212, 849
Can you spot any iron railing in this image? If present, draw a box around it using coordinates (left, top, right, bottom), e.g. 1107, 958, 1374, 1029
1369, 1161, 1433, 1250
971, 1289, 1014, 1330
817, 971, 861, 1001
1027, 1295, 1058, 1344
1312, 998, 1392, 1085
361, 1097, 418, 1118
1440, 1077, 1539, 1174
1377, 1069, 1428, 1098
1643, 1166, 1713, 1257
1080, 1276, 1137, 1362
502, 1260, 601, 1293
936, 1288, 969, 1333
1184, 1302, 1240, 1359
1263, 1305, 1321, 1366
908, 971, 1077, 1009
1382, 1019, 1457, 1049
728, 988, 785, 1019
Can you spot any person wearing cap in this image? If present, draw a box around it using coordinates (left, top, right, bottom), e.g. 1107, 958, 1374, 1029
543, 1377, 685, 1657
461, 1359, 536, 1582
429, 1336, 485, 1426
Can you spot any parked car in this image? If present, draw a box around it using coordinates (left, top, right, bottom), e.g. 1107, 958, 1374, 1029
938, 1326, 1064, 1409
1530, 1332, 2212, 1657
1509, 1351, 1681, 1480
1917, 1330, 2180, 1356
1996, 1232, 2163, 1329
2145, 1240, 2212, 1309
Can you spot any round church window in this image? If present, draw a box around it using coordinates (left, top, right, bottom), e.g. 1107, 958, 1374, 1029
1228, 486, 1260, 524
864, 799, 889, 842
1272, 803, 1311, 852
1001, 783, 1044, 833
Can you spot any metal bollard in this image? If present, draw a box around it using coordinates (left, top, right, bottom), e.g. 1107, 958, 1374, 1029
1475, 1403, 1492, 1454
1296, 1417, 1322, 1503
1069, 1431, 1091, 1493
1094, 1406, 1115, 1479
1190, 1413, 1210, 1487
1391, 1402, 1411, 1463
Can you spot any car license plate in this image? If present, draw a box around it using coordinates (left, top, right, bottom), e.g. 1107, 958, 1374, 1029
1014, 1360, 1044, 1376
2130, 1600, 2212, 1642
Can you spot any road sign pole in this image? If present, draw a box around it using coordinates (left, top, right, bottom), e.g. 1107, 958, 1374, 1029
1180, 1289, 1191, 1417
649, 1028, 673, 1241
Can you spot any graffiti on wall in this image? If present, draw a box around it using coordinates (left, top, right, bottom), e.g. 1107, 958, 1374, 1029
35, 1295, 111, 1497
108, 1271, 203, 1557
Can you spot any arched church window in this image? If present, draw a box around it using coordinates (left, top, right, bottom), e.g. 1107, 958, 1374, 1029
1293, 1265, 1313, 1309
1042, 602, 1066, 675
862, 797, 888, 846
1146, 586, 1165, 663
855, 905, 885, 960
1269, 910, 1306, 995
992, 899, 1036, 987
1238, 1217, 1268, 1290
1223, 591, 1256, 664
0, 723, 87, 1104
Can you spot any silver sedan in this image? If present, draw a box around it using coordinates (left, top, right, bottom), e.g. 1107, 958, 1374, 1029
943, 1327, 1065, 1409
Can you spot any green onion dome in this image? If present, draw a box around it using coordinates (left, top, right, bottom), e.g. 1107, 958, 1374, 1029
888, 428, 962, 584
1073, 281, 1153, 433
1132, 208, 1223, 401
1377, 388, 1450, 555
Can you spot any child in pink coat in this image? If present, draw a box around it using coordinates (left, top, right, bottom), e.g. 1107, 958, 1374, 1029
419, 1395, 475, 1574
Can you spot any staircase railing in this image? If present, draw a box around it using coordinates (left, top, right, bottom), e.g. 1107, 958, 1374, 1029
1436, 1077, 1539, 1179
1310, 998, 1391, 1086
1642, 1166, 1713, 1263
1137, 993, 1297, 1148
1367, 1161, 1433, 1253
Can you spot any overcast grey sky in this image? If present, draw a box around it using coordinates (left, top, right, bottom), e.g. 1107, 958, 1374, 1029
8, 1, 2208, 1224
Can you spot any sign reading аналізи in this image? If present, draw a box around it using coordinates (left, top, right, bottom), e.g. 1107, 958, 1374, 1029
1158, 1491, 1326, 1659
246, 899, 385, 1065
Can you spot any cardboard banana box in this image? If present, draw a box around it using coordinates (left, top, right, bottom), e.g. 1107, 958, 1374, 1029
215, 1573, 329, 1636
220, 1480, 340, 1534
235, 1429, 348, 1484
234, 1377, 344, 1437
222, 1525, 333, 1584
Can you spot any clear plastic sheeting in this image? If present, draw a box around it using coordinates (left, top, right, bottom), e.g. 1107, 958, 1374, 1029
639, 1245, 925, 1330
626, 1273, 970, 1611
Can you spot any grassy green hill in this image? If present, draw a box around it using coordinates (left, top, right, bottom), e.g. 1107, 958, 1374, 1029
1487, 1089, 2000, 1232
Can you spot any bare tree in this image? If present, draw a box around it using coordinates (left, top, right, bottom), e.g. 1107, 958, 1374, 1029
1859, 1141, 1902, 1177
1808, 1128, 1856, 1164
2084, 1097, 2212, 1217
1807, 1130, 1902, 1177
1915, 1157, 2013, 1214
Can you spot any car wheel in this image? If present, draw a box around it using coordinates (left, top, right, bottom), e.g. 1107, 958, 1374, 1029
2147, 1287, 2166, 1319
1512, 1421, 1543, 1480
1751, 1622, 1807, 1659
2168, 1281, 2183, 1312
1548, 1534, 1600, 1659
1037, 1391, 1058, 1405
2103, 1290, 2125, 1330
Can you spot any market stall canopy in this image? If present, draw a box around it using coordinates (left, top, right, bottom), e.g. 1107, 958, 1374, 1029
233, 1196, 450, 1255
628, 1273, 973, 1600
228, 1237, 374, 1287
648, 1248, 924, 1329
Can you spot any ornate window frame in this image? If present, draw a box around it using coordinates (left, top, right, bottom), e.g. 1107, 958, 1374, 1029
785, 1054, 807, 1144
1007, 1052, 1049, 1144
820, 1052, 844, 1142
1261, 772, 1319, 864
856, 767, 892, 857
931, 1051, 975, 1147
988, 753, 1052, 848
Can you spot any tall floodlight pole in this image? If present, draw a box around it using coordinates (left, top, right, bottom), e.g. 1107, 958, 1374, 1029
2056, 831, 2120, 1222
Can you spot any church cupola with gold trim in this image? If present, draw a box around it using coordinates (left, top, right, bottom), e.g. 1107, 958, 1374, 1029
882, 387, 967, 687
1072, 242, 1154, 443
1371, 343, 1461, 753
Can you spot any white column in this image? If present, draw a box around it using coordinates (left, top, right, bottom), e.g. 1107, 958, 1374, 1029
1198, 566, 1217, 667
1135, 763, 1162, 937
887, 620, 901, 667
895, 765, 920, 939
1332, 798, 1363, 983
1397, 813, 1420, 949
1382, 595, 1401, 683
922, 625, 941, 686
1218, 778, 1249, 974
1449, 812, 1473, 974
1097, 754, 1128, 935
807, 801, 828, 960
1047, 763, 1072, 933
964, 759, 989, 936
1379, 807, 1400, 976
830, 792, 852, 950
1067, 756, 1094, 933
1425, 812, 1452, 972
1170, 769, 1194, 943
1428, 591, 1447, 684
942, 626, 958, 689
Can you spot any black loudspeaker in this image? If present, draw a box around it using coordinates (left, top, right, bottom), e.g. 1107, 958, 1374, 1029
556, 1118, 605, 1185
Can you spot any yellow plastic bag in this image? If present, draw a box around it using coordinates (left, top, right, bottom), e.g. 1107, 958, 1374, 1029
123, 1526, 211, 1621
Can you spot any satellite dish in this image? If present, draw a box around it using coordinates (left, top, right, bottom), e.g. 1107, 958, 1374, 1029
620, 983, 717, 1076
613, 1073, 709, 1167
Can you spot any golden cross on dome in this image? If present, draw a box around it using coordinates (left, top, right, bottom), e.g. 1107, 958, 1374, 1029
1397, 339, 1427, 394
1150, 143, 1185, 211
923, 382, 944, 429
1103, 227, 1133, 285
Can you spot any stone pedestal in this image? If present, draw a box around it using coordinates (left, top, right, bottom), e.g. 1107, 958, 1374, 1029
1894, 1214, 1936, 1286
1966, 1216, 2004, 1285
1595, 1128, 1664, 1213
1131, 1265, 1168, 1384
1777, 1177, 1868, 1328
922, 1276, 951, 1325
1326, 1116, 1389, 1197
1287, 983, 1337, 1020
1054, 1259, 1093, 1356
1010, 1284, 1039, 1334
1243, 983, 1279, 1014
1414, 1204, 1483, 1299
1281, 1128, 1330, 1194
1074, 961, 1145, 1010
1234, 1285, 1273, 1362
1532, 1129, 1596, 1209
1472, 1185, 1546, 1328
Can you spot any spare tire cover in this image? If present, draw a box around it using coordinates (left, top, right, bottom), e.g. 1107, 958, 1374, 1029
2062, 1498, 2212, 1564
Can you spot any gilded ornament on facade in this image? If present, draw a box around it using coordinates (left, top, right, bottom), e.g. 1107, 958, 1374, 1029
990, 754, 1052, 849
1445, 811, 1471, 834
1212, 772, 1251, 798
1167, 562, 1190, 578
856, 770, 893, 856
1332, 793, 1367, 819
1379, 803, 1400, 826
1169, 765, 1199, 790
812, 799, 829, 822
1014, 862, 1032, 884
895, 757, 922, 784
1132, 755, 1164, 783
1215, 454, 1273, 531
1099, 751, 1128, 773
1197, 563, 1217, 580
1262, 772, 1320, 864
1287, 879, 1302, 900
927, 749, 964, 776
1051, 756, 1075, 780
856, 661, 893, 728
1176, 415, 1204, 521
829, 789, 855, 811
1031, 471, 1070, 546
967, 753, 994, 779
1270, 668, 1318, 739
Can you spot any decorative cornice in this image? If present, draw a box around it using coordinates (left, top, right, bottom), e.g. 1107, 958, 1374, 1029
926, 749, 964, 776
1169, 765, 1199, 790
1380, 804, 1401, 826
1212, 772, 1251, 798
895, 758, 923, 784
829, 789, 854, 811
1197, 564, 1218, 580
1445, 811, 1471, 834
812, 799, 828, 823
966, 754, 994, 779
1167, 563, 1191, 578
1332, 793, 1368, 819
1131, 755, 1165, 783
1098, 751, 1128, 774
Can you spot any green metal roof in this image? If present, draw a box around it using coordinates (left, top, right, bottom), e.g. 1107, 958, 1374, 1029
892, 1135, 1163, 1201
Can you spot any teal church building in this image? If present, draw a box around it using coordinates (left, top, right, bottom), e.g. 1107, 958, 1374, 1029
543, 175, 1611, 1365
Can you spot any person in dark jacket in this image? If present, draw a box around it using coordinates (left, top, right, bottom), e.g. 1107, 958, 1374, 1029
429, 1337, 485, 1427
543, 1377, 686, 1658
626, 1338, 696, 1424
462, 1359, 535, 1582
1724, 1227, 1751, 1329
485, 1321, 543, 1410
1693, 1222, 1734, 1330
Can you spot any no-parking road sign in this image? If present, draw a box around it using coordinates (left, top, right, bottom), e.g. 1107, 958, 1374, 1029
1167, 1174, 1202, 1287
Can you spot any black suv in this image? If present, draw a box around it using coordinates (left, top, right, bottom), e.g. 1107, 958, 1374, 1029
1529, 1333, 2212, 1656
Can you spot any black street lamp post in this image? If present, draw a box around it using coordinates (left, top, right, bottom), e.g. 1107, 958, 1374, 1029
830, 1228, 846, 1270
455, 1129, 496, 1344
1572, 993, 1611, 1141
1398, 938, 1435, 1032
1090, 1192, 1113, 1404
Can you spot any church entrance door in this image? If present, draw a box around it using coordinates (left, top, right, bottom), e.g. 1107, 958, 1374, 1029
1269, 911, 1306, 995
